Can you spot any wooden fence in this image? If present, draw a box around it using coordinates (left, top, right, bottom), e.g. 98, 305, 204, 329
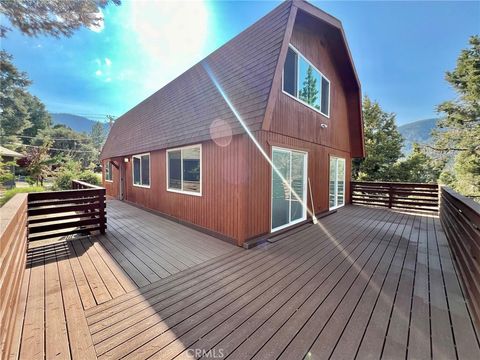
27, 180, 106, 242
0, 194, 28, 359
440, 186, 480, 325
351, 181, 439, 213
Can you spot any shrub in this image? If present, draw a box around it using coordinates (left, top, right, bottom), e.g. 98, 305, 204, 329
53, 168, 101, 190
78, 170, 101, 186
53, 170, 76, 190
0, 186, 44, 207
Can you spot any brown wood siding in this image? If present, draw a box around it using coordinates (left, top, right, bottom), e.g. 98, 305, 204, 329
243, 131, 351, 240
104, 132, 352, 245
269, 13, 355, 154
119, 137, 245, 244
103, 158, 121, 199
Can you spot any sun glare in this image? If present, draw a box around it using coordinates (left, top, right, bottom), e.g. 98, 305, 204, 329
131, 1, 209, 69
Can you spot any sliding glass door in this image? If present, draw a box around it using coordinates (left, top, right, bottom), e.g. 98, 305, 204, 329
271, 147, 307, 232
329, 156, 346, 210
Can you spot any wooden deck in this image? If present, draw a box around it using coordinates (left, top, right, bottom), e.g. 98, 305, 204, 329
9, 203, 480, 359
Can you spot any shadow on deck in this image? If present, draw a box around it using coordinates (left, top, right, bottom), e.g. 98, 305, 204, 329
9, 202, 480, 359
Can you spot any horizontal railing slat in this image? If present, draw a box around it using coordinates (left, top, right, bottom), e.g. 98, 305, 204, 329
440, 186, 480, 326
28, 189, 104, 201
28, 196, 102, 208
28, 211, 104, 224
26, 180, 106, 241
28, 203, 103, 216
28, 226, 104, 242
351, 181, 439, 213
28, 217, 106, 234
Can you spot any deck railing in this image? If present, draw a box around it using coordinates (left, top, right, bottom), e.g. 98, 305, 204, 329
0, 194, 28, 359
440, 186, 480, 325
27, 180, 106, 242
351, 181, 439, 213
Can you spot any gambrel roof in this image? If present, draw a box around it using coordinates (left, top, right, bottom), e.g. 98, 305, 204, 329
101, 0, 363, 160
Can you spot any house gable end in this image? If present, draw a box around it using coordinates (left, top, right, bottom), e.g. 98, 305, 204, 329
261, 0, 364, 158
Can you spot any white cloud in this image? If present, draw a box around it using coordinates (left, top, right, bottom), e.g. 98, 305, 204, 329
105, 77, 112, 82
95, 70, 102, 76
105, 57, 112, 67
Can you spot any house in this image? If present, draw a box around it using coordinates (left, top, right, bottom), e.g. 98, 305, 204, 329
101, 0, 364, 246
0, 146, 24, 189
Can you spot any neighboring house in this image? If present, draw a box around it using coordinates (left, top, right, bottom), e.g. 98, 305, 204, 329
101, 0, 364, 246
0, 146, 24, 189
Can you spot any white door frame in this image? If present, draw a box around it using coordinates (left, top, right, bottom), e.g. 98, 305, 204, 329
329, 156, 346, 210
270, 146, 308, 233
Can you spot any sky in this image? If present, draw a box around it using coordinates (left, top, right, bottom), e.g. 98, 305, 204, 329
1, 0, 479, 125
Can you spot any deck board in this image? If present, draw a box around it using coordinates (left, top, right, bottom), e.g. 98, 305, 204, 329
9, 202, 480, 360
44, 249, 70, 360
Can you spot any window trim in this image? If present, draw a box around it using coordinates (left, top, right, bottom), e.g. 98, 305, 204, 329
131, 152, 151, 188
329, 156, 346, 210
105, 160, 113, 182
282, 44, 331, 118
166, 144, 202, 197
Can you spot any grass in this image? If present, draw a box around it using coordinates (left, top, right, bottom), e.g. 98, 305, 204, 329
0, 186, 44, 207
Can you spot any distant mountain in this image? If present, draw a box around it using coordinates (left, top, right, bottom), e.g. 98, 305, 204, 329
398, 118, 439, 155
50, 113, 109, 133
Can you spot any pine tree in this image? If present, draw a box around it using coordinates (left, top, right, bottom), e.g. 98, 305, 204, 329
91, 121, 106, 151
299, 65, 319, 109
0, 0, 121, 38
433, 35, 480, 198
394, 144, 442, 183
352, 96, 404, 181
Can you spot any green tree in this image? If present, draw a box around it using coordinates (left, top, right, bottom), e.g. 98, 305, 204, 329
22, 143, 52, 186
22, 94, 52, 139
394, 144, 442, 183
32, 125, 98, 167
0, 51, 51, 148
432, 35, 480, 197
0, 50, 31, 146
299, 65, 319, 109
91, 121, 106, 151
353, 96, 404, 181
0, 0, 120, 38
0, 160, 16, 184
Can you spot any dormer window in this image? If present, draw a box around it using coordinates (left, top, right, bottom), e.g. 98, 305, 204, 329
282, 45, 330, 117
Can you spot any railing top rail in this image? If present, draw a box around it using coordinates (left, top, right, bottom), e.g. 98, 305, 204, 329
441, 186, 480, 219
352, 181, 438, 188
72, 179, 104, 189
0, 193, 28, 235
27, 188, 105, 202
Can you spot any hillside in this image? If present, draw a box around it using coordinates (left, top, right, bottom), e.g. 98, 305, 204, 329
51, 113, 109, 133
398, 118, 439, 155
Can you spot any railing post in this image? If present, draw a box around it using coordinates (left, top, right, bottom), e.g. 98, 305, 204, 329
388, 184, 393, 208
99, 188, 106, 234
350, 182, 354, 204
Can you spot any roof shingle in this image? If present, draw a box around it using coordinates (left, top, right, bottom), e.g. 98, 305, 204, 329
101, 1, 292, 159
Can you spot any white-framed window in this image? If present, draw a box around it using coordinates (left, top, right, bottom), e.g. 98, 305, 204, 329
329, 156, 346, 210
105, 160, 113, 182
282, 44, 330, 117
132, 153, 150, 188
166, 144, 201, 196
